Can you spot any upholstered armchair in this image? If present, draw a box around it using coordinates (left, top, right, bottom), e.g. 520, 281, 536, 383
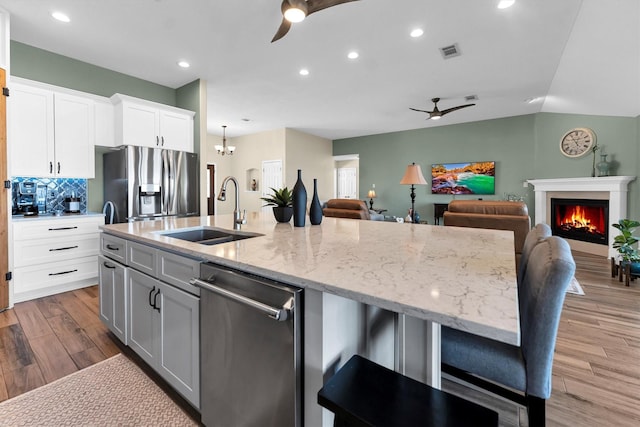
443, 200, 531, 268
441, 235, 576, 426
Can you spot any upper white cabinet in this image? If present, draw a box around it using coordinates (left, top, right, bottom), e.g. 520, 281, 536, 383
9, 81, 95, 178
111, 94, 194, 152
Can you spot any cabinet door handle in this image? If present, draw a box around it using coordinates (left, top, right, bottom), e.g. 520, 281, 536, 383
156, 136, 160, 146
105, 244, 120, 251
49, 245, 79, 252
57, 162, 61, 174
49, 269, 78, 276
161, 136, 165, 146
48, 226, 78, 231
149, 286, 156, 307
49, 161, 53, 174
153, 288, 161, 313
103, 262, 116, 269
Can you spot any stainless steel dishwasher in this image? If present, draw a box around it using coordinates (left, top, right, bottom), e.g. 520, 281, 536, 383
190, 263, 303, 427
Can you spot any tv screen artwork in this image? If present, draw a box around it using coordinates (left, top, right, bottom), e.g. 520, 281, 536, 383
431, 161, 496, 195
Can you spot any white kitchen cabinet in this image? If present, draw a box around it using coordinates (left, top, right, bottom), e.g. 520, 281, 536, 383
11, 215, 104, 303
112, 94, 194, 152
128, 268, 200, 408
98, 254, 128, 344
9, 82, 95, 178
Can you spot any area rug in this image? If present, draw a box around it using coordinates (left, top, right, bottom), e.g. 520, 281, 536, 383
0, 354, 198, 427
567, 276, 585, 295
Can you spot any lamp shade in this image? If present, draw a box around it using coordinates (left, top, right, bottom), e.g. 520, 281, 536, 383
367, 189, 376, 198
400, 163, 428, 185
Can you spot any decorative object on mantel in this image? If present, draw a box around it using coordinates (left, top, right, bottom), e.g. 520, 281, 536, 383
261, 187, 294, 223
590, 144, 600, 177
309, 178, 323, 225
367, 185, 376, 209
400, 162, 428, 223
597, 153, 610, 176
293, 169, 307, 227
215, 125, 236, 156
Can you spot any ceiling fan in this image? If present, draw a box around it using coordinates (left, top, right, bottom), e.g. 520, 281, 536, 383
409, 97, 476, 120
272, 0, 360, 42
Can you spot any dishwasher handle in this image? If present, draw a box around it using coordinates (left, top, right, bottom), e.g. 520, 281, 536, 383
190, 278, 293, 321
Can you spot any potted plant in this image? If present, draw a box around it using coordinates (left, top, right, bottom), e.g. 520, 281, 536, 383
261, 187, 294, 223
612, 219, 640, 275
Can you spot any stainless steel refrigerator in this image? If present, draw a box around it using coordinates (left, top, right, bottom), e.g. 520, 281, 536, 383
103, 146, 199, 223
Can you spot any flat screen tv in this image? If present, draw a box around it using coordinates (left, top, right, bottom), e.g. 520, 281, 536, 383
431, 161, 495, 195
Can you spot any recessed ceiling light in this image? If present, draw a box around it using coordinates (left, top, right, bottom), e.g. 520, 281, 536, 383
525, 96, 542, 104
299, 68, 309, 76
410, 28, 424, 38
347, 51, 359, 60
177, 61, 190, 68
497, 0, 515, 9
51, 11, 70, 23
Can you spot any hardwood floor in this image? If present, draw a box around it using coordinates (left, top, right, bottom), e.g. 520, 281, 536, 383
0, 286, 120, 402
0, 253, 639, 426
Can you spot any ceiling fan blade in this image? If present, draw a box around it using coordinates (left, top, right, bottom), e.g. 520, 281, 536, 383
307, 0, 360, 15
271, 18, 292, 42
440, 103, 476, 116
409, 107, 431, 113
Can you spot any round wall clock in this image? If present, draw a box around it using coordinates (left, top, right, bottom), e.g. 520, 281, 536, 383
559, 127, 596, 158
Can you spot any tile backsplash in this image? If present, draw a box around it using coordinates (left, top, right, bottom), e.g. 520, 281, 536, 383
12, 176, 87, 213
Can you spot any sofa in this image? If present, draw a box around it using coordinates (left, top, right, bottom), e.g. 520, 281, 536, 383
323, 199, 384, 220
443, 200, 531, 267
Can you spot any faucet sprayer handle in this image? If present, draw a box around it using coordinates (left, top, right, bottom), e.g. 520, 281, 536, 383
241, 210, 247, 225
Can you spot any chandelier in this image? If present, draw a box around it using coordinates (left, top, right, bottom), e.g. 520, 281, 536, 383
215, 125, 235, 156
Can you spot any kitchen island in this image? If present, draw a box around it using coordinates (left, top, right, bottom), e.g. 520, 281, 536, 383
101, 212, 519, 425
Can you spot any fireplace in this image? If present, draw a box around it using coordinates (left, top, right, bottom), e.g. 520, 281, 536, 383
527, 176, 636, 258
551, 198, 608, 245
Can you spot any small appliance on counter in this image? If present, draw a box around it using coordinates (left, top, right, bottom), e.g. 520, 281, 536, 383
12, 181, 39, 216
64, 193, 81, 213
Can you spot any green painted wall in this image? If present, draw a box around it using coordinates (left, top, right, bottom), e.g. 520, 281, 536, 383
334, 113, 640, 222
10, 41, 176, 105
176, 79, 201, 155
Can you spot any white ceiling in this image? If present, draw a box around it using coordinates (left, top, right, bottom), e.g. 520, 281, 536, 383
1, 0, 638, 140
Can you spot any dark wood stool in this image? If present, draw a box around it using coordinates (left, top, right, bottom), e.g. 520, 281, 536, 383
317, 355, 498, 427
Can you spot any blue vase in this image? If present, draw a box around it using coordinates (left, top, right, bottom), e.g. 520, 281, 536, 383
293, 169, 307, 227
309, 178, 323, 225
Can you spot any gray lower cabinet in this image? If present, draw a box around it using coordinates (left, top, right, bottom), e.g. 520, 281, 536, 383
128, 268, 200, 408
98, 255, 128, 344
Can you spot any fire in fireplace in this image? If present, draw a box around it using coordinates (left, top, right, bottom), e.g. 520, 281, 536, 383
551, 198, 609, 245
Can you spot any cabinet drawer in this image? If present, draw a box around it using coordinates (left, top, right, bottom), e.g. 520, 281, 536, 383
101, 234, 127, 264
127, 240, 157, 277
157, 250, 200, 296
14, 216, 103, 240
13, 256, 98, 295
14, 234, 99, 267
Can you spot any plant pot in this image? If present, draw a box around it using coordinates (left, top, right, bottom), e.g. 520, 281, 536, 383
273, 206, 293, 223
622, 260, 640, 275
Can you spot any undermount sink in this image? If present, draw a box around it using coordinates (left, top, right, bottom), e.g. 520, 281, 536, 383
158, 227, 262, 245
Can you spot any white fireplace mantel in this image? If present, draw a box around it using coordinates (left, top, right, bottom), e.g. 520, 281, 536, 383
527, 176, 636, 258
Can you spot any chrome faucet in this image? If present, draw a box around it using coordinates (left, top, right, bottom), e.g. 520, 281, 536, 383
218, 176, 246, 230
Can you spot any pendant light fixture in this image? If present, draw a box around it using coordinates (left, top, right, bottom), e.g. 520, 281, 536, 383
215, 125, 235, 156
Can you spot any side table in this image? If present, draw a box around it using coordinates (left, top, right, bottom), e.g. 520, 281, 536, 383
434, 203, 448, 225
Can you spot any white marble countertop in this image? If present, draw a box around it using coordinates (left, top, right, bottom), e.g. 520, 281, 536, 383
11, 211, 105, 221
101, 213, 520, 345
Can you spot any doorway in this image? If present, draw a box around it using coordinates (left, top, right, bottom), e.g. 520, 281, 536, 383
207, 164, 215, 215
0, 68, 8, 309
261, 160, 283, 212
336, 167, 357, 199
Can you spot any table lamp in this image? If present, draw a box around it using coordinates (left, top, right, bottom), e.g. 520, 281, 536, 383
400, 162, 428, 223
367, 186, 377, 209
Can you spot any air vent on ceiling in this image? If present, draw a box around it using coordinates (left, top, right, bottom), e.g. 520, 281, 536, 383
440, 43, 461, 59
465, 95, 478, 102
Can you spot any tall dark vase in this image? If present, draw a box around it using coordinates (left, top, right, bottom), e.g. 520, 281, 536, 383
309, 178, 323, 225
292, 169, 307, 227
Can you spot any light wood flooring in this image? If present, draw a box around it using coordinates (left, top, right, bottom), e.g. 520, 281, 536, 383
0, 253, 639, 426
